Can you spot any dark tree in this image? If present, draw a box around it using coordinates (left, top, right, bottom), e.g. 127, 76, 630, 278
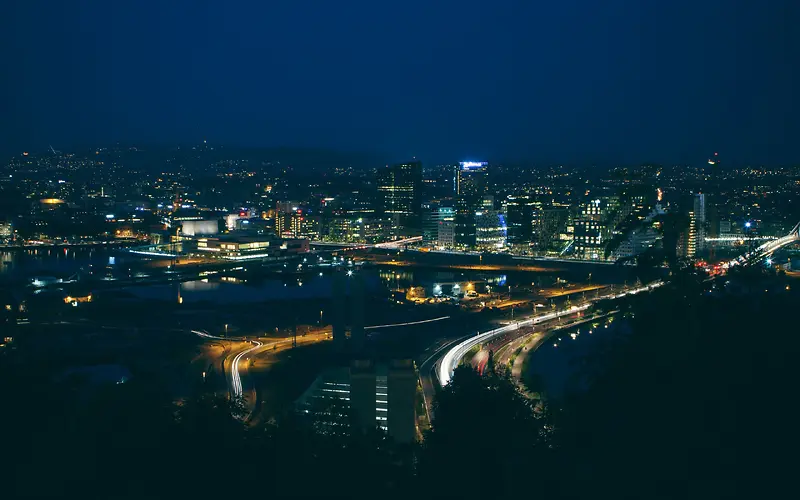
419, 366, 557, 496
560, 272, 800, 499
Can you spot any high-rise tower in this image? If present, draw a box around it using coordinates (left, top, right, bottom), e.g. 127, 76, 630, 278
377, 161, 423, 237
454, 162, 489, 248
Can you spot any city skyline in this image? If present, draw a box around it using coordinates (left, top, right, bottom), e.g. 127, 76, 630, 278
1, 142, 787, 170
3, 2, 800, 498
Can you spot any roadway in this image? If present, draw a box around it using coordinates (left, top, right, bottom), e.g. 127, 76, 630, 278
436, 281, 663, 389
416, 336, 471, 422
194, 329, 331, 418
416, 307, 596, 421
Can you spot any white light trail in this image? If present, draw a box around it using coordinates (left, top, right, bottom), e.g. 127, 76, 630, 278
192, 329, 222, 339
192, 330, 263, 398
230, 341, 262, 397
437, 282, 663, 387
374, 236, 422, 248
365, 316, 450, 330
724, 226, 800, 268
128, 249, 178, 257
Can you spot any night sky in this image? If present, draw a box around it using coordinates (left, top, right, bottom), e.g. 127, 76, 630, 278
3, 0, 799, 166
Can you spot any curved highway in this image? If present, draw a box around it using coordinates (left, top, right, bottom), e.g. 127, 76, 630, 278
229, 341, 263, 397
437, 281, 663, 387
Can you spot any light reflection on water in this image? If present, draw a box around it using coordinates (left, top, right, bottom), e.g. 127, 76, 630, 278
526, 319, 629, 399
0, 248, 107, 276
181, 280, 220, 292
378, 266, 509, 288
126, 272, 382, 304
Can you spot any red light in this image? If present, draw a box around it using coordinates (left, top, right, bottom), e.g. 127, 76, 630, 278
239, 211, 247, 217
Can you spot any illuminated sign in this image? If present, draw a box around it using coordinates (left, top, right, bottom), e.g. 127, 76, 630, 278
460, 161, 488, 169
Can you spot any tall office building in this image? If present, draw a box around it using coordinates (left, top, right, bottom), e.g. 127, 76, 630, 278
454, 161, 489, 248
455, 161, 489, 197
437, 217, 455, 249
573, 199, 608, 260
422, 203, 455, 249
504, 195, 536, 249
475, 196, 507, 251
680, 211, 698, 258
532, 206, 570, 252
275, 201, 296, 237
693, 193, 707, 252
377, 161, 423, 237
289, 209, 320, 240
422, 202, 443, 245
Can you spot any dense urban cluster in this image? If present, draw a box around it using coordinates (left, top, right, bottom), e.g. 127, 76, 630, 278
2, 144, 799, 267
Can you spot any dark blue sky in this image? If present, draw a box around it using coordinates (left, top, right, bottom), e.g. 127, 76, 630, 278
3, 0, 799, 166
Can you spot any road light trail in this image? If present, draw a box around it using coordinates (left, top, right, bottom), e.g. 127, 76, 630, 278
192, 329, 225, 340
230, 341, 262, 397
365, 316, 450, 330
437, 281, 663, 387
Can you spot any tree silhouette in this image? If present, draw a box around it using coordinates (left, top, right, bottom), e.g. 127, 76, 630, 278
560, 270, 800, 498
419, 366, 557, 496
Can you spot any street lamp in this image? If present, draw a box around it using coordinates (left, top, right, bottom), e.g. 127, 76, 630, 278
224, 324, 228, 337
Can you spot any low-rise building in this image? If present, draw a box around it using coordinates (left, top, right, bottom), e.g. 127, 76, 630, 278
196, 234, 308, 259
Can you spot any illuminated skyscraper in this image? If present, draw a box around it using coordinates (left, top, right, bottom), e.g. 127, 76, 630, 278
455, 161, 489, 197
377, 161, 422, 236
573, 199, 608, 260
693, 193, 707, 252
422, 203, 455, 249
532, 206, 570, 252
454, 161, 489, 248
683, 211, 698, 258
475, 211, 507, 251
504, 195, 535, 249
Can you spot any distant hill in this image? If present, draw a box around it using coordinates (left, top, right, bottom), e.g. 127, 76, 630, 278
97, 144, 386, 174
